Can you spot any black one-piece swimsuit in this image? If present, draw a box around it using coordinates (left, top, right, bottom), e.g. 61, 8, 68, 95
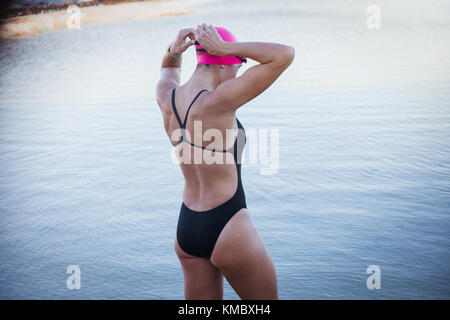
171, 88, 247, 258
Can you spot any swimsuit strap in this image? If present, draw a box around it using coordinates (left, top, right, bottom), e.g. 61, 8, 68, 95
171, 88, 209, 129
183, 89, 209, 128
171, 88, 245, 154
171, 88, 183, 129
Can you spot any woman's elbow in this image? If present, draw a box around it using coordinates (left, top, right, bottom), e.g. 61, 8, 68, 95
273, 45, 295, 68
281, 45, 295, 66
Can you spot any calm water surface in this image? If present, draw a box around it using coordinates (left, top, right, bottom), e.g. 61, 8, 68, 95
0, 0, 449, 299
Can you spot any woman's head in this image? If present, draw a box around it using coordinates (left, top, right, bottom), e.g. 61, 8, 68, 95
194, 26, 245, 84
195, 27, 246, 66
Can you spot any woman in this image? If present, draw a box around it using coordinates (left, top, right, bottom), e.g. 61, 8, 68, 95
155, 23, 294, 299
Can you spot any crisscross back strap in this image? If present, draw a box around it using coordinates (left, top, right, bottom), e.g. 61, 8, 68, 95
171, 88, 209, 129
183, 89, 208, 128
171, 88, 183, 128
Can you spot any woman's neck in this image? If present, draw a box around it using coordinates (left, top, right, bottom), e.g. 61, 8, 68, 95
186, 67, 221, 91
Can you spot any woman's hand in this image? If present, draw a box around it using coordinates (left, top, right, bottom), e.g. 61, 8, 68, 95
170, 28, 196, 55
194, 23, 226, 56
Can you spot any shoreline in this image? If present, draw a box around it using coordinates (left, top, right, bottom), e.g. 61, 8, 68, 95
0, 0, 217, 39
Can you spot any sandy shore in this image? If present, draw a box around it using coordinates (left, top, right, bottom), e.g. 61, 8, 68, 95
0, 0, 217, 39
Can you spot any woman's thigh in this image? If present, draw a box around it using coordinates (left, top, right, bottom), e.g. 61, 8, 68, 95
210, 209, 278, 300
174, 236, 223, 299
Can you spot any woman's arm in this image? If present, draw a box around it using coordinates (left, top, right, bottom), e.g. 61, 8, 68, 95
156, 28, 195, 107
194, 24, 295, 112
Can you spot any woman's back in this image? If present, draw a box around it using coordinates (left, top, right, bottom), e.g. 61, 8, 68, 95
167, 84, 246, 212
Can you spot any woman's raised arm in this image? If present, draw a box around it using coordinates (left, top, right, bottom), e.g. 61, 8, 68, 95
194, 24, 295, 112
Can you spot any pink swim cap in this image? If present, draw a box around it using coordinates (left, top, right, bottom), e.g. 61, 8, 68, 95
196, 27, 247, 65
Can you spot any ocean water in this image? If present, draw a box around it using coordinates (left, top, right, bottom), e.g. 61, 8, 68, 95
0, 0, 449, 299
